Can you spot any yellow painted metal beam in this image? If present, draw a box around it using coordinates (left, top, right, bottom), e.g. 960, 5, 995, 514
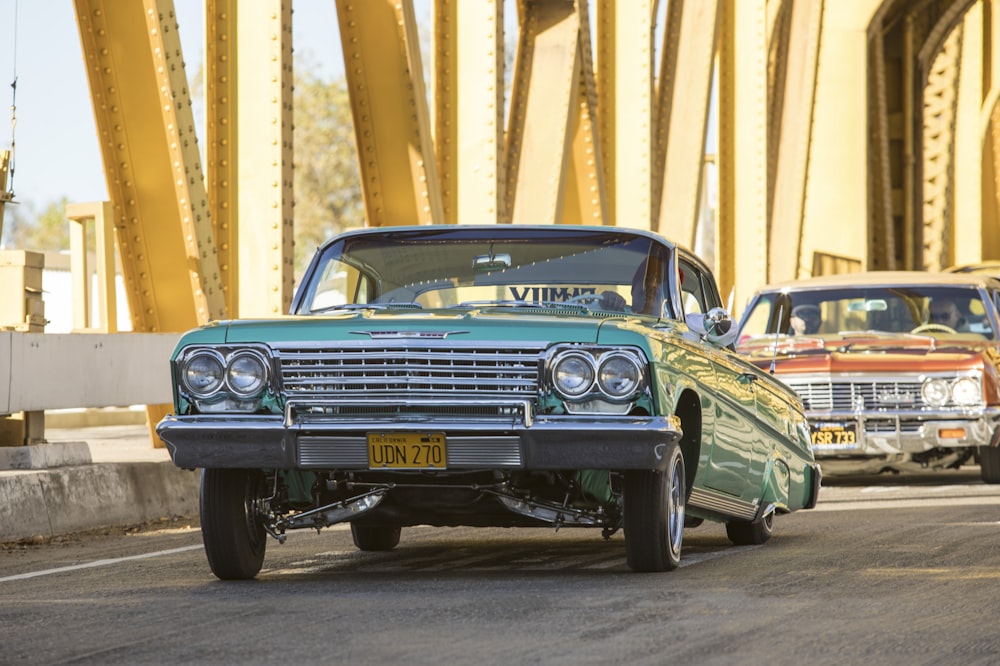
653, 0, 720, 246
562, 0, 607, 227
982, 0, 1000, 258
235, 1, 294, 316
718, 0, 767, 308
596, 0, 655, 230
66, 202, 117, 333
336, 0, 443, 227
205, 0, 239, 315
505, 0, 581, 225
795, 1, 877, 277
75, 0, 225, 441
74, 0, 225, 332
954, 2, 983, 266
433, 0, 504, 225
768, 0, 823, 280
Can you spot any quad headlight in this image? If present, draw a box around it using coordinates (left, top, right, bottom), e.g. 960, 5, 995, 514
182, 350, 225, 397
951, 376, 983, 406
597, 354, 643, 398
177, 346, 272, 410
548, 346, 647, 404
921, 378, 950, 407
552, 352, 596, 397
920, 375, 983, 407
227, 351, 269, 396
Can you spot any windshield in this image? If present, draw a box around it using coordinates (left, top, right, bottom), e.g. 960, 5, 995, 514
293, 227, 675, 317
738, 285, 996, 341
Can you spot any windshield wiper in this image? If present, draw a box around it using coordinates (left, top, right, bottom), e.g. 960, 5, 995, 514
454, 299, 590, 312
309, 302, 423, 314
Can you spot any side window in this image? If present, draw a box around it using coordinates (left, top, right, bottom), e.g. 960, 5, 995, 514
678, 259, 716, 316
308, 259, 371, 310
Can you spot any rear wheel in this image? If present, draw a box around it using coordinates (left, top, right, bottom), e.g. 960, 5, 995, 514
200, 468, 267, 580
351, 523, 402, 551
980, 446, 1000, 484
726, 511, 774, 546
624, 443, 685, 572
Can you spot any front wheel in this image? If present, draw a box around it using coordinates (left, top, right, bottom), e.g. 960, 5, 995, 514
200, 468, 268, 580
624, 443, 686, 572
980, 446, 1000, 484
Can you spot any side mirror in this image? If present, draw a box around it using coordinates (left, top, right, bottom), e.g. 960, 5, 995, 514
687, 307, 739, 347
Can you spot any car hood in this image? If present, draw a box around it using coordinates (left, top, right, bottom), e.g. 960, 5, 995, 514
179, 308, 660, 348
737, 333, 996, 374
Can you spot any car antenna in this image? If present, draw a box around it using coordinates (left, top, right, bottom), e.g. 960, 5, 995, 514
770, 304, 784, 375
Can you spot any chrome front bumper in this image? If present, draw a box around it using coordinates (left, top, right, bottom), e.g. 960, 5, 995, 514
155, 413, 683, 472
807, 406, 1000, 458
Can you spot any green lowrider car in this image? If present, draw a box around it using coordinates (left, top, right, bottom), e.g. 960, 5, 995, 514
156, 225, 820, 579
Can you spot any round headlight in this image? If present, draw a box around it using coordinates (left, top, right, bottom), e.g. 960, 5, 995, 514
597, 354, 642, 398
182, 351, 224, 396
227, 352, 268, 396
921, 378, 950, 406
552, 353, 595, 398
951, 377, 982, 406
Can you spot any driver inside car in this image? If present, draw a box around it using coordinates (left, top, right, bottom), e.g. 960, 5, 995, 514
928, 298, 969, 331
592, 258, 660, 313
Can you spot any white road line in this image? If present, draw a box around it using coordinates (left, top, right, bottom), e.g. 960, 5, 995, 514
0, 545, 204, 583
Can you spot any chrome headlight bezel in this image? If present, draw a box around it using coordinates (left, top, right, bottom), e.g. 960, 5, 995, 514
180, 349, 226, 398
551, 351, 596, 398
175, 344, 274, 410
950, 376, 983, 406
546, 346, 648, 404
920, 378, 950, 407
597, 353, 643, 398
226, 350, 270, 397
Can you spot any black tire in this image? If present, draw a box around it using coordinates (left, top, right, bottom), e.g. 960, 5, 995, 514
980, 446, 1000, 484
726, 511, 774, 546
624, 442, 685, 572
200, 468, 267, 580
351, 523, 401, 551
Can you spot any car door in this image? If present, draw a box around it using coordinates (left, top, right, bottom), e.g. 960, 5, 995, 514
678, 254, 768, 499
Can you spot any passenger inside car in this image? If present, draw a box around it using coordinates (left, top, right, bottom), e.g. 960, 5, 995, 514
789, 304, 822, 335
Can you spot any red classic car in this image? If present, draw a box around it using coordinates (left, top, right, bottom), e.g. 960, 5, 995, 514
736, 271, 1000, 483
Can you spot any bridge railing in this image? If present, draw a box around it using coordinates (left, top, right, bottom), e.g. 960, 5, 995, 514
0, 331, 180, 445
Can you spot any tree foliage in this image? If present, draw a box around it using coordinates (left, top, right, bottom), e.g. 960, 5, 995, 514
0, 197, 71, 250
292, 69, 364, 275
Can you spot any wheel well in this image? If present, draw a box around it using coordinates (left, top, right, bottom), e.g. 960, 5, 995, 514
674, 389, 702, 496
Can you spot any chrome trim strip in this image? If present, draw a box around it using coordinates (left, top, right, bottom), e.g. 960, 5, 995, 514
284, 397, 535, 428
688, 487, 758, 521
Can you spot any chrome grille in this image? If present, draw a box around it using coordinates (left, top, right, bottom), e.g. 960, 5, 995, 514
783, 379, 926, 411
274, 343, 544, 399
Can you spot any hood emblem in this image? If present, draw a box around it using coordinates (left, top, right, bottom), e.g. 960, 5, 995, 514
351, 330, 470, 339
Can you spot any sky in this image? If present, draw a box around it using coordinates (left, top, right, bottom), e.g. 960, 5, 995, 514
0, 0, 346, 218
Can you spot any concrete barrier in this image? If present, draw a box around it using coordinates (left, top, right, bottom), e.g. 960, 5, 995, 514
0, 461, 200, 542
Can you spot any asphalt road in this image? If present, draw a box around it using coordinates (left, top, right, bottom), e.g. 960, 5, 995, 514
2, 469, 998, 665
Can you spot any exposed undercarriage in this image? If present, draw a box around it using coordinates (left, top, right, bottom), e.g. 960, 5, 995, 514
257, 469, 626, 543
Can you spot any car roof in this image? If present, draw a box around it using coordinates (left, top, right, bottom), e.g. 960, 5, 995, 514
945, 262, 1000, 275
324, 224, 680, 251
752, 270, 1000, 293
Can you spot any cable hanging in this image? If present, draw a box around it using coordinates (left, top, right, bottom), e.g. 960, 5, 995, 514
2, 0, 19, 206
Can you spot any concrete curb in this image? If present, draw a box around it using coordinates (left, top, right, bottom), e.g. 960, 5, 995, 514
0, 462, 201, 542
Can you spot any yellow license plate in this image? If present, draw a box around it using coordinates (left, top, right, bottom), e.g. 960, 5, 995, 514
810, 423, 858, 450
367, 433, 447, 469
